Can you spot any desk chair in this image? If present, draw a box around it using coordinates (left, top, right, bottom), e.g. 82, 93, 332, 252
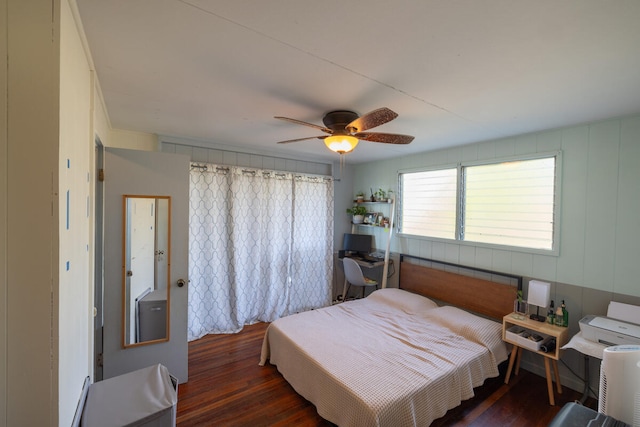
341, 257, 378, 301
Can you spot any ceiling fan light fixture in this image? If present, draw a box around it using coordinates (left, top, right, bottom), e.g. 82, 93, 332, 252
324, 135, 359, 154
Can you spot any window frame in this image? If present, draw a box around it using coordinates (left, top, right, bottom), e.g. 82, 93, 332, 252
397, 151, 562, 255
397, 164, 459, 240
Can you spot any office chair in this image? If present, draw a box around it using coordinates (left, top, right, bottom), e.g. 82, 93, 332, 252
341, 257, 378, 300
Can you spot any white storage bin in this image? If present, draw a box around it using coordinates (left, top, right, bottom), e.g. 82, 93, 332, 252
81, 364, 177, 427
505, 325, 548, 352
517, 330, 547, 352
505, 325, 526, 343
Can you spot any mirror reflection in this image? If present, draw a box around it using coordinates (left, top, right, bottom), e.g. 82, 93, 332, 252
123, 195, 170, 347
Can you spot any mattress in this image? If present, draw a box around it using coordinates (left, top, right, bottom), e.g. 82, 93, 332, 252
259, 288, 508, 426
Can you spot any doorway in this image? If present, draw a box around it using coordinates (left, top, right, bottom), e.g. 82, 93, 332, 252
93, 140, 104, 381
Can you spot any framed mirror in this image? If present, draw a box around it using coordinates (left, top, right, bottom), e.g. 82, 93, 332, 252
123, 195, 171, 347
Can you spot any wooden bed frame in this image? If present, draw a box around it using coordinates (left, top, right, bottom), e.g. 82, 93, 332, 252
398, 254, 523, 321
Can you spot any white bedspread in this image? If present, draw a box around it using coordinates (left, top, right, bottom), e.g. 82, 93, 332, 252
259, 288, 508, 427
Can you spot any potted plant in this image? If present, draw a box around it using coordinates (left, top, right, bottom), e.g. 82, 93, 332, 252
376, 188, 387, 202
355, 192, 365, 202
346, 205, 367, 224
513, 290, 528, 320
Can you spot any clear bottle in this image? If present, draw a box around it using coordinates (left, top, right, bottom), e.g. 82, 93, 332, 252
561, 300, 568, 327
555, 302, 564, 327
547, 300, 555, 325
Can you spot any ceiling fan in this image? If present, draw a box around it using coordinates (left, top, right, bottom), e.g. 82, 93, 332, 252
274, 107, 414, 155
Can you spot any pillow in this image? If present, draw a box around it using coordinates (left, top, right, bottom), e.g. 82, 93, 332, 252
367, 288, 438, 313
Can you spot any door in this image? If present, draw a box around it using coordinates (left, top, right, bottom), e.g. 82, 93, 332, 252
102, 147, 190, 383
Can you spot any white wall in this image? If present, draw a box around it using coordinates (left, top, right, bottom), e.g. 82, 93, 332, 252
3, 0, 61, 425
354, 115, 640, 298
161, 137, 332, 175
59, 1, 94, 424
109, 129, 159, 151
0, 0, 7, 423
92, 81, 111, 147
1, 1, 104, 425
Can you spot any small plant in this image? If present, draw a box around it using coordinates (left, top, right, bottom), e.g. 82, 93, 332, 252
346, 206, 367, 216
376, 188, 387, 201
513, 289, 528, 318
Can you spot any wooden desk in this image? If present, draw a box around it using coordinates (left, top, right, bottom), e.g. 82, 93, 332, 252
351, 257, 385, 269
502, 313, 569, 405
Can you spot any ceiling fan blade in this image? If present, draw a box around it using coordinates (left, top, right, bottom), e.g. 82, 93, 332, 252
274, 116, 332, 134
276, 135, 326, 144
354, 132, 414, 145
346, 107, 398, 133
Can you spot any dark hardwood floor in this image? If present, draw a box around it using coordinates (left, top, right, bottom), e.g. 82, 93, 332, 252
177, 322, 596, 426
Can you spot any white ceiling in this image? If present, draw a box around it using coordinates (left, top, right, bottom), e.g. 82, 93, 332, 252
76, 0, 640, 164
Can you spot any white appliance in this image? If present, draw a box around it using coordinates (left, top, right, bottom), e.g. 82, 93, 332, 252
579, 315, 640, 346
137, 289, 167, 342
81, 364, 177, 426
598, 344, 640, 426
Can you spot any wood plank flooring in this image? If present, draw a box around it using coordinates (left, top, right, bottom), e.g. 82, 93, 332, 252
177, 322, 596, 426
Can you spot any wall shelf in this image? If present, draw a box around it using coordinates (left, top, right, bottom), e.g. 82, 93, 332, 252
351, 223, 392, 229
348, 199, 395, 288
352, 200, 393, 204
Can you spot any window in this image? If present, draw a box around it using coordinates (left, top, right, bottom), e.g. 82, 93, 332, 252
399, 168, 457, 239
398, 153, 560, 252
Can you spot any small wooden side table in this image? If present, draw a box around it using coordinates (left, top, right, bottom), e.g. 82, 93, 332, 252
502, 313, 570, 405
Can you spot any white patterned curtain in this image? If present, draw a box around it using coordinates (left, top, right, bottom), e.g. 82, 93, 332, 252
188, 164, 333, 339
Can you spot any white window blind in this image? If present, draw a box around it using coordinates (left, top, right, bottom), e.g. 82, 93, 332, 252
399, 168, 457, 239
463, 157, 556, 250
398, 153, 559, 252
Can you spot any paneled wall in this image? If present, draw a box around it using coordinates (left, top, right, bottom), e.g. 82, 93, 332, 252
2, 1, 106, 424
3, 1, 60, 425
161, 140, 333, 176
355, 115, 640, 297
58, 2, 94, 424
353, 114, 640, 395
0, 0, 8, 421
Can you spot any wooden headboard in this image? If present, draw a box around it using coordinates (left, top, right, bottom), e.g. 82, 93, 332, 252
399, 255, 522, 320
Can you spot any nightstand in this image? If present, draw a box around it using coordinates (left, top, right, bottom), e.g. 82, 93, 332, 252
502, 313, 570, 405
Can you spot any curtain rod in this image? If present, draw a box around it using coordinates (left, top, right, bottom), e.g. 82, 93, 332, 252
190, 163, 333, 181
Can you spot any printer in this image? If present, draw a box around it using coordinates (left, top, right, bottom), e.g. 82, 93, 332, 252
579, 314, 640, 347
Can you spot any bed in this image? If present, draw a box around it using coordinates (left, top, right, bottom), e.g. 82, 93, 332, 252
259, 255, 522, 426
